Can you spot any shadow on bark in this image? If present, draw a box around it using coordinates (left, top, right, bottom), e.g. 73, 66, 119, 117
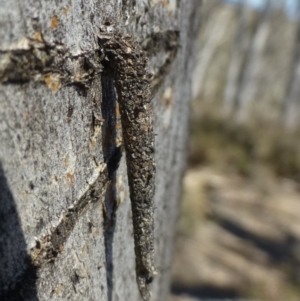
101, 72, 122, 301
0, 162, 38, 301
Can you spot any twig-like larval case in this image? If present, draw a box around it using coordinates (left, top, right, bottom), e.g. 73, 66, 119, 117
99, 34, 156, 301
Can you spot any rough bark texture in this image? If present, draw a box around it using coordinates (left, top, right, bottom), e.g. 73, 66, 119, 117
0, 1, 201, 301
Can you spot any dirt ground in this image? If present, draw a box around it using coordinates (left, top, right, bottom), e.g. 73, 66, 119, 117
168, 167, 300, 301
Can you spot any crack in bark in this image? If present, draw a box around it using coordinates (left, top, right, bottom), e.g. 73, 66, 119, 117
30, 167, 109, 267
0, 36, 103, 89
1, 167, 109, 300
0, 31, 179, 93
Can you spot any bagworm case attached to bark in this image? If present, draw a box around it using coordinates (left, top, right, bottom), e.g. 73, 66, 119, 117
99, 34, 156, 301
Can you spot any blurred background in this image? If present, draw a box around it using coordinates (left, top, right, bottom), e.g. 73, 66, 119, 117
169, 0, 300, 300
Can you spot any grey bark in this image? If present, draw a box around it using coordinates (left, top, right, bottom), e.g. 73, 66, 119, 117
0, 1, 201, 301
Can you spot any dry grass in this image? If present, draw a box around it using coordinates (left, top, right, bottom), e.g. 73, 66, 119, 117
188, 101, 300, 180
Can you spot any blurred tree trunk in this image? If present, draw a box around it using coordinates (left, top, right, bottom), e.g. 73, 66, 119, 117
192, 2, 232, 99
236, 0, 271, 122
223, 0, 251, 115
0, 1, 201, 300
284, 0, 300, 129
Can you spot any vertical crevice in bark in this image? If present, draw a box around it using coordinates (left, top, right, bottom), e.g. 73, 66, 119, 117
101, 71, 122, 301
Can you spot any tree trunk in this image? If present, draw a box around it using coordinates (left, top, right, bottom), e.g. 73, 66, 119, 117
0, 1, 201, 301
192, 2, 232, 100
223, 0, 251, 115
284, 0, 300, 129
236, 0, 271, 122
